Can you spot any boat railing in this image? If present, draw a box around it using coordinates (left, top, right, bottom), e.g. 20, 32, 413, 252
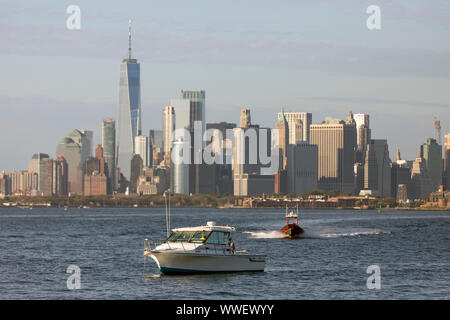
144, 238, 235, 255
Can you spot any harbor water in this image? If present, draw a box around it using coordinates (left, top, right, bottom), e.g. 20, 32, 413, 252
0, 207, 448, 299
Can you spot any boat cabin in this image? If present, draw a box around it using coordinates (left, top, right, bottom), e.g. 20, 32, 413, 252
166, 222, 236, 246
286, 212, 299, 225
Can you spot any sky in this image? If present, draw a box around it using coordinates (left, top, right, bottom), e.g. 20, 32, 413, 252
0, 0, 449, 171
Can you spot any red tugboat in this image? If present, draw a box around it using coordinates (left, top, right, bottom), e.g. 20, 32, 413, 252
280, 208, 304, 239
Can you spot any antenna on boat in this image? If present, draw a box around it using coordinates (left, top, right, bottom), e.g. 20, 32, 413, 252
163, 189, 171, 238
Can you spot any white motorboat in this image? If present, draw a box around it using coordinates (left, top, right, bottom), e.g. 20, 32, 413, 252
144, 221, 266, 274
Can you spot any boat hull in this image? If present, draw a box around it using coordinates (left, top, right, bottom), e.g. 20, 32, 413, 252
280, 223, 304, 239
148, 251, 266, 274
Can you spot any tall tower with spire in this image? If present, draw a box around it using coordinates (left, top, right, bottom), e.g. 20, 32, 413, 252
117, 19, 142, 181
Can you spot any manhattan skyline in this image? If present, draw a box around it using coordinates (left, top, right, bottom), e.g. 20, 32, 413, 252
1, 0, 450, 171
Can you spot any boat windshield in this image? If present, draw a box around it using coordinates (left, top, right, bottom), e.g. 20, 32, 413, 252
205, 231, 230, 245
167, 231, 212, 243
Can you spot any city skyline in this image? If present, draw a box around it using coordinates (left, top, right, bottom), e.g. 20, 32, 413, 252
1, 1, 450, 171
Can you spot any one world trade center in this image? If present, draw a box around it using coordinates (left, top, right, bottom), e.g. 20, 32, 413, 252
117, 20, 142, 181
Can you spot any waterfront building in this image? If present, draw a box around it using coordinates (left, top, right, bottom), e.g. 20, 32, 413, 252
410, 156, 433, 199
28, 153, 52, 196
233, 174, 274, 196
363, 139, 391, 197
137, 166, 170, 195
83, 173, 107, 196
397, 184, 408, 203
310, 118, 356, 193
0, 172, 10, 195
391, 161, 411, 200
102, 118, 116, 193
279, 112, 312, 144
5, 171, 38, 196
129, 154, 143, 194
420, 138, 443, 192
286, 143, 318, 195
117, 21, 142, 181
444, 132, 450, 190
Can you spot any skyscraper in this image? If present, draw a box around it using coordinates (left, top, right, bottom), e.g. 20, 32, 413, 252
53, 157, 68, 196
28, 153, 51, 196
444, 132, 450, 190
240, 109, 251, 128
162, 105, 175, 155
181, 90, 206, 134
286, 143, 318, 195
275, 107, 289, 170
80, 130, 94, 158
310, 119, 356, 193
421, 138, 442, 192
102, 118, 116, 193
129, 154, 143, 194
363, 139, 391, 197
364, 143, 378, 191
117, 20, 142, 181
135, 135, 149, 168
410, 156, 432, 199
171, 99, 191, 133
279, 112, 312, 144
353, 113, 371, 152
56, 130, 90, 195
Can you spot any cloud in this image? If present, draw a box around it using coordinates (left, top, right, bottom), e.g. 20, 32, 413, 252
1, 18, 450, 78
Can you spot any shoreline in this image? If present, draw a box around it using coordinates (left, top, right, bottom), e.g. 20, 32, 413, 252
1, 194, 448, 211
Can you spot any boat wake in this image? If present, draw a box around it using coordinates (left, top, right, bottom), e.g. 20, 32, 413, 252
244, 230, 325, 239
244, 228, 390, 239
319, 229, 390, 238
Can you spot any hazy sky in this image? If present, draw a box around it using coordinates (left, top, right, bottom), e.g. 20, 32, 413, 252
1, 0, 449, 171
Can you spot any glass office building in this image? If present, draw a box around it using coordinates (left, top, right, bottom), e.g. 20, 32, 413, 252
117, 23, 142, 181
102, 118, 116, 193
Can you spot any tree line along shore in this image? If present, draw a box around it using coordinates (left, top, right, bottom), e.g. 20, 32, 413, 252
0, 192, 447, 210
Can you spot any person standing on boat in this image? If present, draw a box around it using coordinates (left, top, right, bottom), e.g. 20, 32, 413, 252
228, 237, 236, 254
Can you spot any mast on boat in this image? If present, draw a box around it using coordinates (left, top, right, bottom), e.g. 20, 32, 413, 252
163, 189, 171, 238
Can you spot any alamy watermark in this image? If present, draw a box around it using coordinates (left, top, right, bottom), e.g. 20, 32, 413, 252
366, 5, 381, 30
66, 5, 81, 30
66, 264, 81, 290
366, 265, 381, 289
170, 121, 280, 175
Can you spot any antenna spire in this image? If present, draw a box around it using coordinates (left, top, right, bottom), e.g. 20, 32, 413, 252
128, 19, 132, 60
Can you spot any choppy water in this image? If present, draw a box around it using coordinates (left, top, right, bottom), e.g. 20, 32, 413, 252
0, 207, 449, 299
